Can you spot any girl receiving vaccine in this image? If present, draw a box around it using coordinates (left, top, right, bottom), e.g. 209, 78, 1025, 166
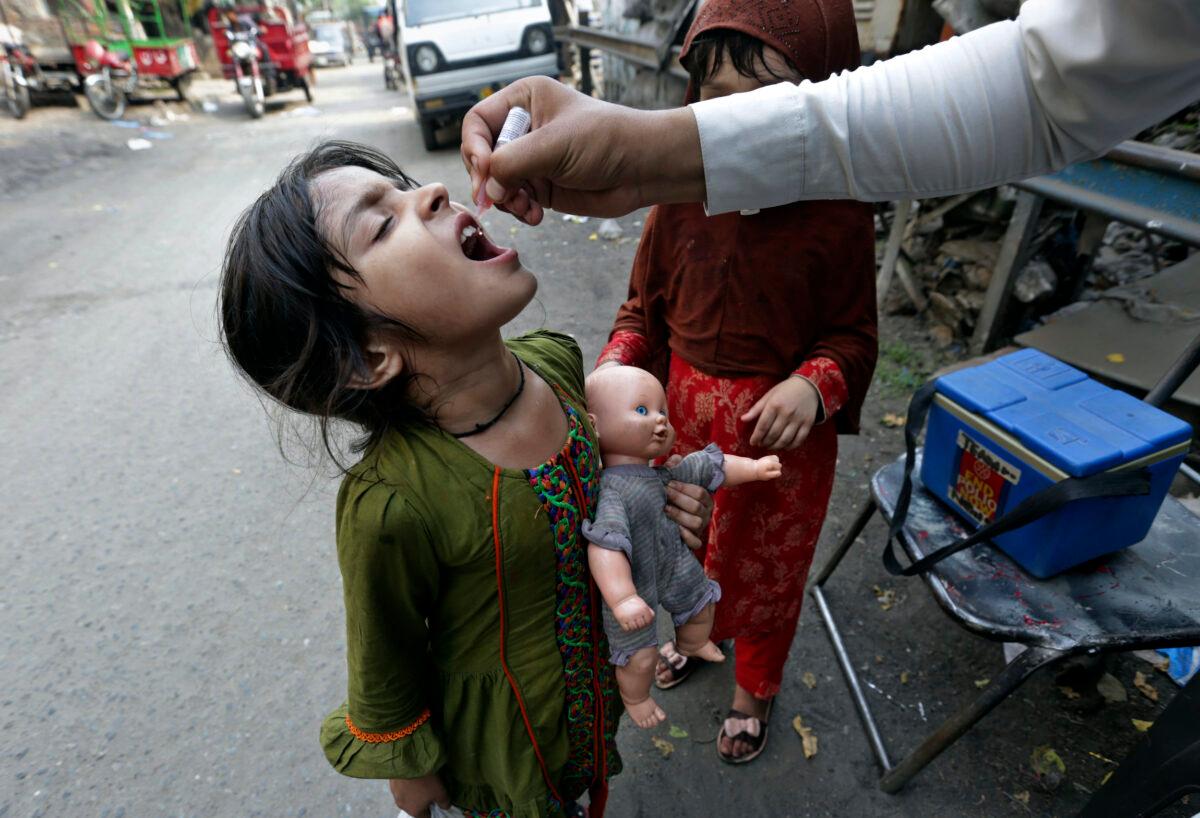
220, 142, 707, 817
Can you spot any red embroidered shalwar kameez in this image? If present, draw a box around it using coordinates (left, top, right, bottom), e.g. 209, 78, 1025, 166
596, 0, 878, 699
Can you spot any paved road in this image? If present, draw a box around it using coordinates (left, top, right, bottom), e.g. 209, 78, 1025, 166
0, 63, 1168, 818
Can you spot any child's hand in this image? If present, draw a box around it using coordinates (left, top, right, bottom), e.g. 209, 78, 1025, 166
664, 458, 714, 549
613, 595, 655, 631
389, 773, 450, 818
741, 376, 822, 450
754, 455, 783, 481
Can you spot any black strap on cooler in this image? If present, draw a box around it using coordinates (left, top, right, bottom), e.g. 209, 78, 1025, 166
883, 379, 1153, 577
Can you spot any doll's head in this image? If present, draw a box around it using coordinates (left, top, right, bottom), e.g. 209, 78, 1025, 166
219, 140, 536, 456
585, 366, 676, 463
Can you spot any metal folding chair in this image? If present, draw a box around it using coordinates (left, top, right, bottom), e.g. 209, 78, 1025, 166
810, 455, 1200, 792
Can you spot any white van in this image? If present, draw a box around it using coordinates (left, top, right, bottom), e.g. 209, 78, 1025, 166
398, 0, 557, 150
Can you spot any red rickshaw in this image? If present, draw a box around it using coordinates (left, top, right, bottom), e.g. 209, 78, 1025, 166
0, 0, 141, 119
209, 0, 312, 117
58, 0, 199, 118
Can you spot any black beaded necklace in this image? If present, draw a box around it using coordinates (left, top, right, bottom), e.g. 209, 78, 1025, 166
449, 351, 526, 439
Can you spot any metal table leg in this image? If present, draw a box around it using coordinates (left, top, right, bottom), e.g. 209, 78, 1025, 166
810, 497, 889, 767
811, 583, 894, 772
879, 645, 1063, 793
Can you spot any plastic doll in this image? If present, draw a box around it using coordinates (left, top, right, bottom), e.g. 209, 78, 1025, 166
582, 365, 782, 727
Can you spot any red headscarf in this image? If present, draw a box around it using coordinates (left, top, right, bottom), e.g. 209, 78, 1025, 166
609, 0, 878, 433
681, 0, 862, 88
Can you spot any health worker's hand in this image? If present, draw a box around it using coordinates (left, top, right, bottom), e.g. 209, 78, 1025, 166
389, 773, 451, 818
461, 77, 705, 225
741, 376, 822, 451
664, 455, 714, 549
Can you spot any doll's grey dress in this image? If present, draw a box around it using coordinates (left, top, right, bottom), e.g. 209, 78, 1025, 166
581, 444, 724, 665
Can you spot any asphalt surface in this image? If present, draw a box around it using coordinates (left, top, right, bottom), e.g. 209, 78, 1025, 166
0, 63, 1179, 818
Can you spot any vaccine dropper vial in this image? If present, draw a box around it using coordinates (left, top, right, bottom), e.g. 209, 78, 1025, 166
477, 106, 532, 215
496, 106, 532, 147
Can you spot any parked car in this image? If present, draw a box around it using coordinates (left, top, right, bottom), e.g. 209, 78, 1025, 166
398, 0, 556, 150
308, 21, 351, 67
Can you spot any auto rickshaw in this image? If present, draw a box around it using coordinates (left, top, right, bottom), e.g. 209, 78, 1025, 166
208, 0, 312, 117
56, 0, 199, 109
0, 0, 136, 119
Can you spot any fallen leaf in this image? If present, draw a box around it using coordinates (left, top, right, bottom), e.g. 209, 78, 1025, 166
899, 671, 910, 685
1058, 685, 1081, 700
1030, 746, 1066, 792
1133, 671, 1159, 702
872, 584, 897, 611
588, 233, 599, 241
1106, 353, 1126, 364
974, 678, 991, 689
1132, 718, 1154, 732
881, 412, 906, 428
791, 715, 819, 760
802, 672, 817, 690
1100, 771, 1113, 787
1088, 750, 1116, 765
875, 654, 884, 664
651, 736, 674, 758
667, 724, 688, 739
1013, 791, 1030, 806
1097, 672, 1127, 704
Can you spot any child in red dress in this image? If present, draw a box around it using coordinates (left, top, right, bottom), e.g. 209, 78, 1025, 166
594, 0, 878, 764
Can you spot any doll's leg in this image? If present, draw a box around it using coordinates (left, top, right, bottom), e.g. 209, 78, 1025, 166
674, 602, 725, 662
588, 543, 654, 631
616, 646, 666, 728
664, 552, 725, 662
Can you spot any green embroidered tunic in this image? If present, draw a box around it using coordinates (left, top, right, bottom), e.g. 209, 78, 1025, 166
320, 331, 622, 817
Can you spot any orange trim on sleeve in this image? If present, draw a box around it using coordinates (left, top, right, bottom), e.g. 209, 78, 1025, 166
345, 708, 431, 743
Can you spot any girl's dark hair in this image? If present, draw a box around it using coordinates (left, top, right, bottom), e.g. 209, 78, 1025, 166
681, 29, 803, 90
219, 140, 424, 463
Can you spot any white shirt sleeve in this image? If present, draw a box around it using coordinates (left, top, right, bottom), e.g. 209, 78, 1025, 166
691, 0, 1200, 214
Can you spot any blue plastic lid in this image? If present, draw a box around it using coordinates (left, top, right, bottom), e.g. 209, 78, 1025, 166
935, 350, 1192, 477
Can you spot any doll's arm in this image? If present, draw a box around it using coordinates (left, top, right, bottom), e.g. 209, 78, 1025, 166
722, 453, 783, 487
582, 489, 654, 631
668, 444, 781, 490
588, 545, 654, 631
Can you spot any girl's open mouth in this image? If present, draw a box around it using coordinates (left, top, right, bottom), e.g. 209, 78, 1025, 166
455, 212, 514, 264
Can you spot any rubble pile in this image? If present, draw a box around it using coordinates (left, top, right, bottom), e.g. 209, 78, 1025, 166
876, 189, 1192, 351
1140, 102, 1200, 153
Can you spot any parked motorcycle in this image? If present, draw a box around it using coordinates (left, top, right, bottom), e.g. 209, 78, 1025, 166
228, 26, 265, 118
81, 39, 137, 120
0, 42, 33, 119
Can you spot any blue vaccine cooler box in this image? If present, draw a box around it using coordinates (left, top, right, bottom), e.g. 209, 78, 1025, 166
920, 349, 1192, 578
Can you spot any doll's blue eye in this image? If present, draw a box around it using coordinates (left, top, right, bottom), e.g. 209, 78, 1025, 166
636, 405, 648, 415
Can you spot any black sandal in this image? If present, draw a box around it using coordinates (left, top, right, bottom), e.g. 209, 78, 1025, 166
655, 642, 715, 690
716, 700, 773, 765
